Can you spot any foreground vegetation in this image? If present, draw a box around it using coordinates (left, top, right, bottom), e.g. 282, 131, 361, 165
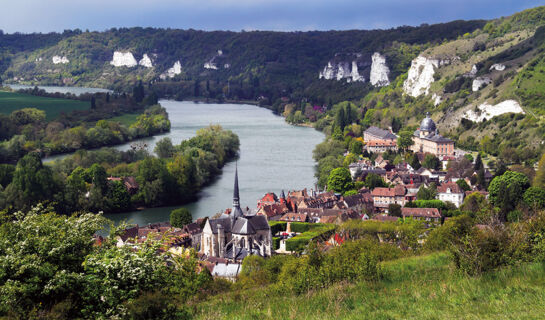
196, 252, 545, 319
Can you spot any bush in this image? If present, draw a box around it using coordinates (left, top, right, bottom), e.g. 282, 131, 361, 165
269, 221, 287, 235
170, 207, 192, 227
285, 223, 336, 252
450, 225, 510, 275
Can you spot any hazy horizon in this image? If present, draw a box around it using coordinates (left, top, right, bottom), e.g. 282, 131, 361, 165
0, 0, 542, 34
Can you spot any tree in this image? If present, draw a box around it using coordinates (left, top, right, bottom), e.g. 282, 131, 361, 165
154, 137, 175, 158
523, 187, 545, 210
364, 173, 386, 190
133, 81, 145, 103
170, 207, 193, 227
417, 183, 437, 200
7, 152, 58, 210
397, 130, 414, 152
534, 152, 545, 188
349, 139, 363, 155
422, 154, 441, 170
335, 107, 345, 131
91, 96, 96, 109
106, 181, 132, 212
456, 179, 471, 192
327, 167, 353, 193
388, 204, 402, 217
408, 152, 421, 170
460, 192, 488, 213
488, 171, 530, 219
474, 153, 483, 171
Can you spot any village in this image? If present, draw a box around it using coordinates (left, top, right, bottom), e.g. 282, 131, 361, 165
112, 113, 493, 280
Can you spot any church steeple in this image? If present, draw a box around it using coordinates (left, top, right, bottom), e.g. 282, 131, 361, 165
233, 164, 240, 208
231, 163, 243, 220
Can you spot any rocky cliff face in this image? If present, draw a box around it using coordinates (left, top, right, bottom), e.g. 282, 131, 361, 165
319, 61, 363, 82
463, 99, 524, 122
52, 55, 69, 64
472, 77, 491, 91
160, 61, 182, 79
370, 52, 390, 87
138, 54, 153, 68
403, 55, 450, 97
110, 51, 138, 67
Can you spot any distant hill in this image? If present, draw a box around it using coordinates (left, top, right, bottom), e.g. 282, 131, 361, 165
0, 21, 485, 102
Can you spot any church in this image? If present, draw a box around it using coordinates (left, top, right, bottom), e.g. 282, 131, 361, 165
201, 167, 272, 261
410, 113, 455, 156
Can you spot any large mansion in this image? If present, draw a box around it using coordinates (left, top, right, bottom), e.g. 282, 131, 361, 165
410, 113, 454, 156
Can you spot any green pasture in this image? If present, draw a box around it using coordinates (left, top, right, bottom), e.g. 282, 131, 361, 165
0, 91, 90, 121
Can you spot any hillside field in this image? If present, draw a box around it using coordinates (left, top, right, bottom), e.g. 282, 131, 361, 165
195, 253, 545, 319
0, 91, 90, 121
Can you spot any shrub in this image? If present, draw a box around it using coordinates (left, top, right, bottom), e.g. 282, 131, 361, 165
449, 225, 510, 275
269, 221, 287, 235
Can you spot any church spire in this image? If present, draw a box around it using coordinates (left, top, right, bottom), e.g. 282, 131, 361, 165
233, 163, 240, 208
231, 163, 243, 220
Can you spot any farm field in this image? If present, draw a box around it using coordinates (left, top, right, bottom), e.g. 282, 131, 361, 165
0, 90, 90, 121
108, 112, 141, 126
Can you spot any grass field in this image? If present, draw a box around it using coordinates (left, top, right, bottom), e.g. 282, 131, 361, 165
0, 91, 90, 121
195, 252, 545, 319
108, 113, 141, 126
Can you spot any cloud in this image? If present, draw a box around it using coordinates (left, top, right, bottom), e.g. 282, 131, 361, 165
0, 0, 543, 33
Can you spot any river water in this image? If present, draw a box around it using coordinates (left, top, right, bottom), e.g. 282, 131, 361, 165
103, 100, 324, 225
20, 84, 324, 225
31, 90, 324, 225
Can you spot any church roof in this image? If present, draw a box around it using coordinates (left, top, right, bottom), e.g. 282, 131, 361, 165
232, 215, 269, 235
364, 126, 397, 140
420, 112, 436, 132
208, 217, 232, 234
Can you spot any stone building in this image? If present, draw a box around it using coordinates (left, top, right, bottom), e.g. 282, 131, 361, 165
411, 113, 454, 156
201, 167, 272, 261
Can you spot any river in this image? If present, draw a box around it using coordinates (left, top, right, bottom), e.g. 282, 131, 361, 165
103, 100, 324, 225
29, 88, 324, 225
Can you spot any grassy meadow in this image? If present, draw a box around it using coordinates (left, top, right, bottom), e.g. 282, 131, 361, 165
108, 112, 141, 126
195, 252, 545, 319
0, 90, 90, 121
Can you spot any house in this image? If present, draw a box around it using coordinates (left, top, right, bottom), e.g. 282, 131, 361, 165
183, 222, 202, 249
201, 168, 272, 261
365, 139, 398, 153
401, 207, 441, 222
334, 193, 374, 214
257, 202, 290, 220
437, 182, 465, 207
371, 215, 399, 222
257, 192, 278, 208
364, 126, 397, 142
123, 176, 139, 194
279, 212, 308, 222
371, 185, 407, 211
410, 113, 455, 156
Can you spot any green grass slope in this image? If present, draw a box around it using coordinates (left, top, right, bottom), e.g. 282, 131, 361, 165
0, 91, 89, 121
195, 253, 545, 320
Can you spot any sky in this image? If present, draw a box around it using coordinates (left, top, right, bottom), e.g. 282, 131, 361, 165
1, 0, 543, 33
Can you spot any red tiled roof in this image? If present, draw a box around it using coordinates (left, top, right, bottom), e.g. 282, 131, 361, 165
371, 215, 399, 222
401, 207, 441, 219
371, 185, 406, 197
437, 182, 463, 194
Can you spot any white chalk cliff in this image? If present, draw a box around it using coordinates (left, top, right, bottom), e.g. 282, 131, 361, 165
472, 77, 491, 92
138, 54, 153, 68
490, 63, 506, 71
110, 51, 138, 67
403, 55, 449, 97
319, 61, 364, 83
160, 61, 182, 79
463, 99, 524, 122
204, 62, 218, 70
370, 52, 390, 87
52, 55, 69, 64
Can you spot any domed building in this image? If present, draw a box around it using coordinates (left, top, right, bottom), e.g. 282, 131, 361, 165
410, 113, 454, 156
